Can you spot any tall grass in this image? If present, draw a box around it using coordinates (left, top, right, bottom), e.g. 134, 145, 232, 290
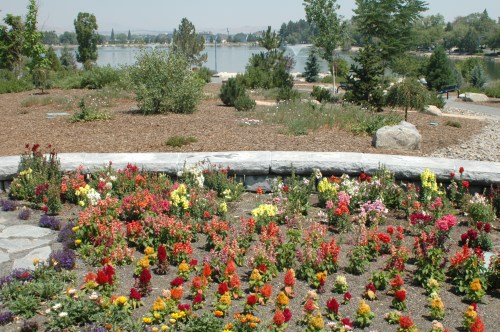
459, 80, 500, 98
257, 101, 402, 136
20, 96, 68, 107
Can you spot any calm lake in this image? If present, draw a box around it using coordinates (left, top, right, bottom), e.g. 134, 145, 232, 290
63, 45, 500, 80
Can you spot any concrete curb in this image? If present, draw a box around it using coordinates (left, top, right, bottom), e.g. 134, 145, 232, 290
0, 152, 499, 188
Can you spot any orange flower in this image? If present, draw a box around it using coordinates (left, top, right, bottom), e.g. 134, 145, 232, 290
170, 287, 183, 300
230, 274, 241, 289
225, 258, 236, 276
284, 269, 296, 287
276, 291, 289, 307
273, 308, 285, 326
260, 283, 272, 298
203, 263, 212, 278
85, 272, 97, 283
214, 310, 224, 317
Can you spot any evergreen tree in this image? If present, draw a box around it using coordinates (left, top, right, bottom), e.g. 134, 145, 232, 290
46, 46, 61, 71
0, 14, 25, 76
346, 44, 385, 110
425, 46, 455, 90
110, 28, 115, 43
59, 45, 77, 70
259, 26, 280, 51
304, 48, 320, 82
127, 30, 132, 42
172, 17, 207, 67
74, 12, 99, 69
470, 64, 486, 88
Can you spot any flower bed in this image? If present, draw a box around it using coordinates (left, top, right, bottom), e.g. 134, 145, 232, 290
0, 145, 499, 331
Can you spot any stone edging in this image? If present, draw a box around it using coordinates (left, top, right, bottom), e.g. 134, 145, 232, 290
0, 152, 499, 189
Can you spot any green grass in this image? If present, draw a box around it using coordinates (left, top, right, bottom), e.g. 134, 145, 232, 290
165, 135, 198, 147
445, 120, 462, 128
69, 98, 112, 123
20, 96, 68, 107
256, 101, 402, 136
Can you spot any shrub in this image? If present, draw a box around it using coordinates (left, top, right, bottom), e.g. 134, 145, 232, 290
220, 77, 246, 106
79, 65, 124, 89
427, 92, 445, 109
0, 69, 32, 94
195, 66, 214, 83
129, 49, 203, 114
165, 135, 198, 147
234, 94, 256, 111
311, 86, 334, 103
32, 68, 53, 94
70, 98, 111, 123
445, 120, 462, 128
276, 87, 300, 102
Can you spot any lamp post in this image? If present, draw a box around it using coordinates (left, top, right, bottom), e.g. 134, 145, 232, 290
214, 34, 217, 73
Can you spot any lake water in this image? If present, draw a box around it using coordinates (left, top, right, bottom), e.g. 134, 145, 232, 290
64, 45, 500, 80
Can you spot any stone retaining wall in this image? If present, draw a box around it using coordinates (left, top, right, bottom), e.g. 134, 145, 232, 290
0, 152, 499, 191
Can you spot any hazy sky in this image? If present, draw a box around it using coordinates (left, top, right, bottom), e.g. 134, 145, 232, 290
1, 0, 499, 34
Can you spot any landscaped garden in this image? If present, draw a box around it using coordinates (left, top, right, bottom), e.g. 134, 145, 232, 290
0, 144, 498, 331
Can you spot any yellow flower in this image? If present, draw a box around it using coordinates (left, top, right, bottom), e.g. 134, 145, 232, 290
357, 300, 371, 316
310, 312, 325, 329
139, 256, 150, 268
169, 318, 176, 324
161, 326, 169, 331
219, 201, 228, 213
142, 317, 152, 324
33, 258, 39, 266
153, 297, 166, 311
71, 226, 80, 232
464, 306, 477, 320
470, 278, 482, 292
79, 200, 85, 207
431, 297, 444, 310
75, 239, 82, 245
113, 296, 128, 306
250, 269, 261, 281
316, 271, 327, 282
154, 312, 161, 319
276, 291, 289, 307
178, 261, 190, 273
144, 247, 155, 256
152, 328, 159, 332
427, 278, 439, 289
220, 293, 232, 306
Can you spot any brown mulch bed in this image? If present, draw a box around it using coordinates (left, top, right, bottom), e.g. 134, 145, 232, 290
0, 84, 487, 156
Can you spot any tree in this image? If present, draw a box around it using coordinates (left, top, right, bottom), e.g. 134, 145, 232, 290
0, 14, 24, 76
46, 46, 61, 71
425, 46, 455, 90
172, 17, 207, 67
386, 77, 428, 121
304, 0, 345, 91
59, 31, 77, 45
259, 26, 280, 51
127, 30, 132, 42
129, 49, 203, 114
304, 48, 320, 82
470, 65, 487, 88
59, 45, 77, 70
24, 0, 47, 73
74, 12, 99, 69
346, 44, 385, 110
42, 30, 59, 45
353, 0, 427, 66
110, 28, 115, 43
459, 29, 480, 53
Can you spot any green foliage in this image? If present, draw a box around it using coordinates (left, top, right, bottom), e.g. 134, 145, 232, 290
445, 120, 462, 128
332, 57, 350, 78
220, 77, 246, 106
345, 44, 386, 111
259, 26, 280, 51
386, 77, 429, 121
276, 86, 300, 102
194, 66, 214, 83
74, 12, 99, 69
349, 112, 402, 135
59, 45, 77, 70
458, 58, 485, 83
278, 19, 315, 45
413, 247, 446, 286
371, 271, 390, 290
172, 18, 207, 67
24, 0, 48, 75
70, 98, 111, 123
304, 48, 320, 82
0, 14, 25, 76
470, 64, 487, 88
129, 49, 203, 114
46, 46, 62, 72
202, 163, 244, 201
427, 92, 446, 108
347, 245, 370, 275
32, 67, 52, 93
165, 135, 197, 147
234, 94, 256, 111
425, 46, 455, 90
391, 53, 428, 77
242, 50, 295, 90
311, 85, 334, 103
79, 65, 124, 89
181, 313, 223, 332
0, 69, 32, 93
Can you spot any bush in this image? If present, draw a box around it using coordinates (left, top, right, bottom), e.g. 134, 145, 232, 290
311, 86, 334, 103
220, 77, 246, 106
194, 66, 214, 83
79, 65, 124, 89
445, 120, 462, 128
165, 135, 198, 147
234, 94, 256, 111
427, 92, 445, 109
0, 69, 32, 94
70, 98, 111, 123
276, 87, 300, 102
129, 49, 203, 114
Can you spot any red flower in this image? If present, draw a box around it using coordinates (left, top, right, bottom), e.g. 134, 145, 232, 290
192, 292, 203, 305
170, 277, 184, 287
129, 288, 141, 300
365, 283, 376, 292
203, 263, 212, 278
260, 283, 272, 298
247, 294, 258, 306
484, 223, 491, 233
189, 259, 198, 267
397, 226, 404, 234
139, 268, 152, 284
224, 259, 236, 276
258, 263, 267, 273
103, 265, 115, 283
96, 270, 109, 285
387, 226, 395, 234
178, 303, 191, 312
399, 315, 414, 329
389, 274, 405, 289
459, 167, 464, 174
273, 308, 285, 326
203, 211, 211, 219
283, 185, 289, 193
256, 187, 263, 195
304, 298, 316, 313
470, 316, 485, 332
395, 289, 407, 302
450, 171, 455, 178
218, 282, 229, 295
462, 180, 470, 189
157, 244, 167, 263
341, 317, 353, 328
284, 269, 296, 287
283, 308, 292, 322
326, 298, 339, 314
344, 292, 352, 302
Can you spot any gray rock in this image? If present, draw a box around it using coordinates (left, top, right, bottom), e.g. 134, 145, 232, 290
372, 121, 422, 151
424, 105, 442, 116
0, 238, 51, 253
0, 225, 53, 239
461, 93, 489, 103
0, 250, 9, 264
12, 246, 52, 270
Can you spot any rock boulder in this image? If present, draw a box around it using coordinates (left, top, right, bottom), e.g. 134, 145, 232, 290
372, 121, 421, 150
461, 93, 489, 103
423, 105, 442, 116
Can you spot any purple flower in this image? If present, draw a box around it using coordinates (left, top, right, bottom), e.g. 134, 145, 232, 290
49, 248, 76, 271
20, 320, 38, 332
18, 207, 32, 220
39, 215, 61, 230
1, 199, 19, 211
57, 222, 76, 249
0, 311, 14, 325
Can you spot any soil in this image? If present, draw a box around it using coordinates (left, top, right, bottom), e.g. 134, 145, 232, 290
1, 192, 499, 332
0, 84, 488, 157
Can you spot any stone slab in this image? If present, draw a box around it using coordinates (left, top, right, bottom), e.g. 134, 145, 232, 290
0, 250, 9, 264
12, 246, 52, 270
0, 225, 53, 239
270, 152, 364, 176
0, 155, 19, 181
0, 238, 51, 253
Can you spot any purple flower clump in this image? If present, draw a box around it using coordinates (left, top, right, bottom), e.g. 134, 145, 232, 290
1, 199, 19, 211
49, 248, 76, 271
39, 215, 61, 230
18, 207, 32, 220
0, 311, 14, 326
0, 269, 34, 288
20, 320, 38, 332
57, 222, 76, 249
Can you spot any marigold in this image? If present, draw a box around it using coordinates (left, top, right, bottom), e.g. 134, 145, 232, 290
170, 287, 183, 300
178, 261, 190, 273
470, 278, 482, 292
152, 297, 166, 311
357, 300, 371, 316
144, 246, 154, 255
276, 291, 289, 307
310, 313, 325, 329
142, 317, 152, 324
139, 256, 150, 268
431, 297, 444, 310
113, 296, 128, 306
214, 310, 224, 317
250, 269, 262, 281
220, 293, 232, 306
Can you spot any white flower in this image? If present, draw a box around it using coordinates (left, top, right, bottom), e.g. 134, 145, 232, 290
45, 309, 51, 314
89, 291, 99, 300
52, 303, 62, 310
58, 312, 68, 317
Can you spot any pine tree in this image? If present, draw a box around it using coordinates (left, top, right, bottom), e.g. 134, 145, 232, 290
425, 46, 454, 90
110, 28, 115, 43
127, 30, 132, 42
304, 48, 320, 82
